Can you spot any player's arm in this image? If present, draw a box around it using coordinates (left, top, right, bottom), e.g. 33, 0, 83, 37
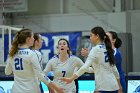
30, 53, 64, 93
61, 48, 97, 83
31, 54, 50, 84
43, 59, 52, 75
76, 57, 94, 73
43, 59, 55, 93
112, 65, 120, 79
5, 57, 13, 75
112, 65, 123, 93
75, 48, 96, 77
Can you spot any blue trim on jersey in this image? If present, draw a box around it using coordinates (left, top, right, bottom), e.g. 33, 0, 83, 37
33, 50, 43, 67
55, 54, 59, 58
54, 54, 72, 59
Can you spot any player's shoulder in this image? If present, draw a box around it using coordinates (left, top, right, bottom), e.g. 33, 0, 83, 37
114, 48, 121, 58
69, 54, 77, 58
29, 49, 36, 54
46, 55, 59, 64
96, 44, 106, 48
32, 49, 42, 55
114, 48, 120, 54
25, 49, 41, 57
49, 55, 59, 61
52, 55, 59, 59
93, 44, 106, 51
50, 54, 80, 60
69, 54, 81, 61
18, 48, 33, 55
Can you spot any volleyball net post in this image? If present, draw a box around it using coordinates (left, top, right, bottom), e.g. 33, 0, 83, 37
0, 25, 22, 66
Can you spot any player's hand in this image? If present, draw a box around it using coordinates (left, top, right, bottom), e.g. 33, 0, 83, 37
55, 87, 65, 93
118, 89, 123, 93
60, 77, 73, 84
48, 86, 55, 93
48, 82, 65, 93
81, 48, 89, 57
118, 83, 123, 93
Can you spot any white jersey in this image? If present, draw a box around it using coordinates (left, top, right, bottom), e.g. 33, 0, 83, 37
44, 55, 93, 93
5, 48, 50, 93
75, 44, 120, 91
33, 50, 43, 70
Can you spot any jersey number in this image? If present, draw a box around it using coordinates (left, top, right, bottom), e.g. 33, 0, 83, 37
15, 58, 23, 70
104, 52, 109, 63
62, 71, 66, 77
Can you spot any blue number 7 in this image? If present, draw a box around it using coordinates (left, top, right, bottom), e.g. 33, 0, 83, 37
62, 71, 66, 77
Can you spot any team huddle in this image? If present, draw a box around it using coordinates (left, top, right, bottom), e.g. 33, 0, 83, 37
5, 27, 126, 93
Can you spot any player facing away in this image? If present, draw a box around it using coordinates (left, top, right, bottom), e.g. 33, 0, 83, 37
106, 31, 126, 93
31, 33, 44, 69
5, 29, 64, 93
61, 27, 123, 93
31, 33, 44, 93
43, 38, 94, 93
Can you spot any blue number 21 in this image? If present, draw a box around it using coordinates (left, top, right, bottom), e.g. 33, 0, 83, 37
15, 58, 23, 70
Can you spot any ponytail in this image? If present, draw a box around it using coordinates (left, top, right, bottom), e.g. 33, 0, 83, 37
114, 38, 122, 48
9, 32, 19, 58
9, 29, 32, 58
104, 34, 115, 66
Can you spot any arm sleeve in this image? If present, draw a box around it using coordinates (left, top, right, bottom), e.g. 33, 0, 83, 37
43, 59, 53, 75
30, 53, 51, 85
75, 57, 94, 73
75, 48, 97, 77
112, 65, 120, 79
5, 58, 13, 75
76, 57, 84, 67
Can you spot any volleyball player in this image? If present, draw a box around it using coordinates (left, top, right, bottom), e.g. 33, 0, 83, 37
31, 33, 43, 69
106, 31, 126, 93
43, 38, 94, 93
31, 33, 44, 93
61, 27, 122, 93
5, 29, 64, 93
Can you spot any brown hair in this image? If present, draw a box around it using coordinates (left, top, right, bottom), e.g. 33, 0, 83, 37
31, 33, 40, 49
91, 27, 115, 66
9, 29, 32, 58
108, 31, 122, 48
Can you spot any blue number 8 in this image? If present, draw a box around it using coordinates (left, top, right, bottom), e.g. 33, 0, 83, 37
15, 58, 23, 70
104, 52, 109, 63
